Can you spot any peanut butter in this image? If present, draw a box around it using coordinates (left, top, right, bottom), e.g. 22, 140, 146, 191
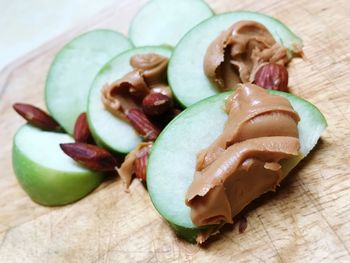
102, 53, 169, 119
185, 84, 300, 227
103, 53, 172, 189
203, 21, 302, 91
130, 54, 168, 86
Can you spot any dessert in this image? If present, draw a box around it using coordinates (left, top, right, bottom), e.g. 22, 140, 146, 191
87, 46, 172, 154
101, 53, 170, 122
168, 11, 303, 107
101, 52, 180, 187
203, 21, 297, 91
186, 84, 300, 226
147, 87, 327, 243
11, 1, 327, 245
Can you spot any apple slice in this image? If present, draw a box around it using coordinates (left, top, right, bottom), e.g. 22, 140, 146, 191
46, 30, 133, 134
147, 91, 327, 243
12, 125, 103, 206
168, 12, 303, 107
129, 0, 213, 47
87, 46, 172, 155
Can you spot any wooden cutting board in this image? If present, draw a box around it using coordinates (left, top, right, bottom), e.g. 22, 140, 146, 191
1, 0, 350, 262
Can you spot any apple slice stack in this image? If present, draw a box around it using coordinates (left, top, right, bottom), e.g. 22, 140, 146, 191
12, 0, 326, 243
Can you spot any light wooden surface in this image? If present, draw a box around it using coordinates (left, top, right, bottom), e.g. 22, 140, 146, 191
1, 0, 350, 262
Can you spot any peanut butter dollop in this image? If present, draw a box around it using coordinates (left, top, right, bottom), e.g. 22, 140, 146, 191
204, 21, 301, 91
185, 84, 300, 227
102, 53, 169, 119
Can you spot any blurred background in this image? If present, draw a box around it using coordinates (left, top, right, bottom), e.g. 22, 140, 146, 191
0, 0, 117, 72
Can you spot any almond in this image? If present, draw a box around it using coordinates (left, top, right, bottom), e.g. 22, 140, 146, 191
126, 108, 160, 141
149, 107, 183, 130
133, 144, 151, 182
142, 93, 173, 116
13, 103, 61, 131
60, 143, 117, 172
150, 85, 173, 98
238, 216, 248, 234
73, 112, 93, 143
253, 63, 289, 92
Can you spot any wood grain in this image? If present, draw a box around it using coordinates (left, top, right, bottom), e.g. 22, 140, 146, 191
1, 0, 350, 262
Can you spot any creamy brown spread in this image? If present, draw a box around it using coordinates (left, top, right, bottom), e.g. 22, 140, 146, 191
117, 142, 152, 189
204, 21, 302, 91
103, 53, 172, 189
102, 53, 169, 119
185, 84, 300, 228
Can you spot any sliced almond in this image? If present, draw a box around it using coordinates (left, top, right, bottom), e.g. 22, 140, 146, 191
142, 92, 173, 116
60, 143, 117, 172
73, 112, 93, 143
126, 108, 160, 141
133, 144, 151, 182
13, 103, 61, 131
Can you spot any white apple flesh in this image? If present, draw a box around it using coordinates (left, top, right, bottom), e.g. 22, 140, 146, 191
12, 125, 103, 206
